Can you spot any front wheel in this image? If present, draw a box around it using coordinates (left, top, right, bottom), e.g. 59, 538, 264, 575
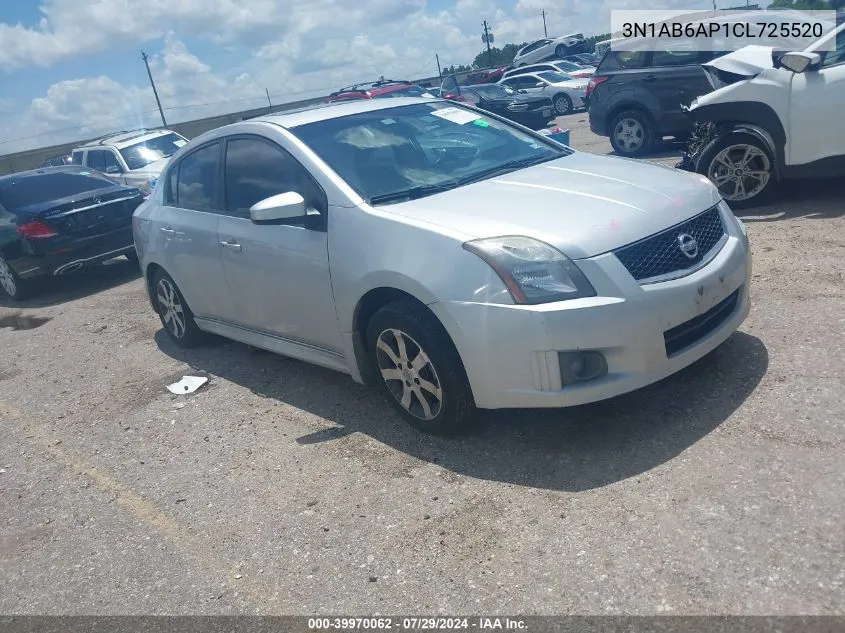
366, 301, 476, 435
553, 93, 573, 115
697, 132, 776, 209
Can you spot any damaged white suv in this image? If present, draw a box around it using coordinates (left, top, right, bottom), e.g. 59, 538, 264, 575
678, 20, 845, 208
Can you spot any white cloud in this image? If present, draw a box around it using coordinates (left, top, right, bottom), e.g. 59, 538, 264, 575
0, 0, 699, 154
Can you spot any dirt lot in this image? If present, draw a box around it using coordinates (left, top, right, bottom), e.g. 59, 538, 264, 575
1, 114, 843, 615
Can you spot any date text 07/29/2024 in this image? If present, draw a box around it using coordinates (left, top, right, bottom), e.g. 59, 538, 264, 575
307, 617, 528, 631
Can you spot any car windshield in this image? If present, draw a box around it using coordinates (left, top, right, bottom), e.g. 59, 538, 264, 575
119, 133, 188, 170
0, 171, 114, 211
470, 84, 518, 98
291, 102, 569, 205
537, 71, 571, 83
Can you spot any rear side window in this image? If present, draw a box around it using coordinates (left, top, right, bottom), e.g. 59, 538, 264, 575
615, 50, 649, 68
87, 150, 108, 172
175, 143, 220, 211
224, 137, 325, 218
652, 44, 701, 67
71, 152, 83, 165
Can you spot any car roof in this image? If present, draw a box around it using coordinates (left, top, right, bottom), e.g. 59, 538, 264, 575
0, 165, 111, 186
249, 97, 443, 128
75, 128, 175, 150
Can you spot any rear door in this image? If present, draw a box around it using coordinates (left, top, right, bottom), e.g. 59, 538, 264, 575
646, 44, 712, 135
157, 141, 229, 319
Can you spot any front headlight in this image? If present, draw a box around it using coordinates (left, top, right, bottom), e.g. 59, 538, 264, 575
463, 236, 596, 304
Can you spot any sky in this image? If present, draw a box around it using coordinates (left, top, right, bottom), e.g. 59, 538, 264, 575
0, 0, 707, 155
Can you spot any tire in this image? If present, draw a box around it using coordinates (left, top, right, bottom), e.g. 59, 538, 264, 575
366, 300, 476, 435
553, 93, 573, 115
151, 269, 206, 348
609, 109, 655, 157
0, 254, 31, 302
696, 132, 776, 210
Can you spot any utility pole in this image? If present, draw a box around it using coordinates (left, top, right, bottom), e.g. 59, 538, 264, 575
482, 20, 494, 68
265, 88, 272, 109
542, 10, 548, 37
141, 51, 167, 128
436, 54, 442, 80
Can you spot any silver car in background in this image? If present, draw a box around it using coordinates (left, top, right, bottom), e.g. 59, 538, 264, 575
133, 97, 751, 435
499, 71, 589, 115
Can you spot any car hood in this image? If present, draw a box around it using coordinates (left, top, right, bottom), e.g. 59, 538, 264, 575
127, 157, 171, 179
381, 153, 722, 259
702, 45, 775, 89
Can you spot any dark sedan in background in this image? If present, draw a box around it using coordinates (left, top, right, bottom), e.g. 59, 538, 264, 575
443, 83, 554, 129
0, 166, 144, 300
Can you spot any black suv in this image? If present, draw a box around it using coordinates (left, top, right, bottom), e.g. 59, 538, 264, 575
586, 47, 719, 156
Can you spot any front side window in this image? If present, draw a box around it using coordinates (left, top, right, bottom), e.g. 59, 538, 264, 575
652, 42, 701, 67
291, 101, 568, 205
0, 171, 114, 212
120, 133, 188, 171
224, 137, 324, 218
821, 27, 845, 67
103, 151, 123, 173
175, 142, 220, 211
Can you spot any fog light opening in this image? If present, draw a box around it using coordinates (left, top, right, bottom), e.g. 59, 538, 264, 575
559, 351, 608, 385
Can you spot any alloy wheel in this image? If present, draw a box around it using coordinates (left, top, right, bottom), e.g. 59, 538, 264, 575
613, 117, 644, 153
375, 328, 443, 421
0, 257, 17, 297
554, 95, 572, 115
707, 144, 771, 202
156, 277, 186, 339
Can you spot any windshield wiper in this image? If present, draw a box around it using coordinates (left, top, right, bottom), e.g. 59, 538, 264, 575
456, 155, 557, 187
368, 181, 460, 205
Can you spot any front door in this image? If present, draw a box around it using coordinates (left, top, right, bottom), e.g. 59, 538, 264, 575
216, 135, 342, 353
787, 27, 845, 166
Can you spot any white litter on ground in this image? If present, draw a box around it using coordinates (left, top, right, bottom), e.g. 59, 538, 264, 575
167, 376, 208, 394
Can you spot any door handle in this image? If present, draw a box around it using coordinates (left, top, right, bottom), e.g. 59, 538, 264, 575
160, 227, 175, 235
643, 75, 658, 82
219, 240, 242, 252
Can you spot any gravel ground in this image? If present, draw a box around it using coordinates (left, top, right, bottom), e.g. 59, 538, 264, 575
1, 114, 843, 615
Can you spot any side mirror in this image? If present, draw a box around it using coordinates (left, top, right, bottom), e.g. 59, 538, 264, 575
535, 82, 545, 88
250, 191, 307, 224
105, 165, 122, 174
776, 51, 821, 74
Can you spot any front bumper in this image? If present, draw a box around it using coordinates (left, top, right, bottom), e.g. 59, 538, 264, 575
431, 218, 751, 410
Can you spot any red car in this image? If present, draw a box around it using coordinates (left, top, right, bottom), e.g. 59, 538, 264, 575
325, 80, 435, 103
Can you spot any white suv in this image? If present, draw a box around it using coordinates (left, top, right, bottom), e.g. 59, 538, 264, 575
679, 21, 845, 208
72, 129, 189, 193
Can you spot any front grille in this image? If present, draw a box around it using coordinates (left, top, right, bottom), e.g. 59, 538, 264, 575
663, 288, 740, 357
613, 206, 726, 282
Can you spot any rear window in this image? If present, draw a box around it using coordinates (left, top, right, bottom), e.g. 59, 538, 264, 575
0, 171, 114, 212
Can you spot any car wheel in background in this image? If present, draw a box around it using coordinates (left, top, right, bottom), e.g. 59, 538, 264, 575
609, 110, 655, 157
366, 300, 476, 435
553, 93, 573, 115
698, 132, 776, 210
152, 269, 206, 348
0, 254, 30, 301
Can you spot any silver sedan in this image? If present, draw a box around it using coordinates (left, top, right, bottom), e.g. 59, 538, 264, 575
133, 97, 751, 434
